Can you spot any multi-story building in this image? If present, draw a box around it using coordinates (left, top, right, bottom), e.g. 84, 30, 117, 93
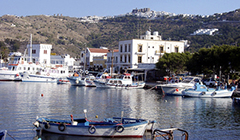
80, 47, 110, 68
27, 44, 52, 65
106, 31, 185, 73
50, 54, 75, 69
27, 44, 75, 69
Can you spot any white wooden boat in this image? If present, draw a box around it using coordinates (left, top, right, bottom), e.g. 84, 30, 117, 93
0, 130, 7, 140
158, 76, 202, 95
33, 110, 153, 138
94, 72, 111, 84
22, 76, 57, 83
67, 73, 96, 87
95, 73, 145, 89
182, 83, 235, 98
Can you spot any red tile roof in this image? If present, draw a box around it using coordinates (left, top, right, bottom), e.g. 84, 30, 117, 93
88, 48, 119, 53
88, 48, 109, 53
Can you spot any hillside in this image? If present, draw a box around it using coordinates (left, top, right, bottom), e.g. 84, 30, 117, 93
0, 8, 240, 58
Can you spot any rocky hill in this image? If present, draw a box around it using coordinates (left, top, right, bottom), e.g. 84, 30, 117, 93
0, 8, 240, 58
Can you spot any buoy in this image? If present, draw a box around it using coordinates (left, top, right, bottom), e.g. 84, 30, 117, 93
176, 88, 179, 92
41, 94, 43, 97
95, 115, 98, 118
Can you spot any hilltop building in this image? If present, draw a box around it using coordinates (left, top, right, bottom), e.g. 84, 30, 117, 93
191, 28, 219, 36
132, 8, 150, 13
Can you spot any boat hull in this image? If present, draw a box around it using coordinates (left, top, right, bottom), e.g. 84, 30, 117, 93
67, 77, 85, 86
160, 86, 192, 96
183, 90, 234, 98
22, 76, 57, 83
35, 117, 148, 137
95, 81, 145, 89
0, 73, 22, 81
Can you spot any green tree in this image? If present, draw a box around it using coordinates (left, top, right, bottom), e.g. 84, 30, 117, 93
156, 52, 192, 75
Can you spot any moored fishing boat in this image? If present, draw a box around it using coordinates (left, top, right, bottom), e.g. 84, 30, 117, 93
94, 72, 111, 84
182, 83, 235, 98
0, 52, 41, 81
157, 76, 202, 96
67, 72, 96, 87
95, 73, 145, 89
33, 110, 152, 138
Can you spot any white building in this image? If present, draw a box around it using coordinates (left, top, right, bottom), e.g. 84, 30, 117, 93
27, 44, 75, 69
80, 47, 110, 67
191, 28, 219, 36
50, 54, 75, 68
106, 31, 185, 72
27, 44, 52, 65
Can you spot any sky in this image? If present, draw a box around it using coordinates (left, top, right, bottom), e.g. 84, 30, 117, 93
0, 0, 239, 18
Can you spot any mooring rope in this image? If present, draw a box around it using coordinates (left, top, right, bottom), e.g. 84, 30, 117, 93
7, 132, 16, 140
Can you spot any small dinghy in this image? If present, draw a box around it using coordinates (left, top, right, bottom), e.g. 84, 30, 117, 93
57, 78, 69, 84
33, 110, 154, 138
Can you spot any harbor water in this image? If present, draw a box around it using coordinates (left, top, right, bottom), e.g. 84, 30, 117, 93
0, 82, 240, 140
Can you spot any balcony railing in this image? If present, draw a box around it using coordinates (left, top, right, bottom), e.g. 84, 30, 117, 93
155, 50, 165, 55
135, 52, 145, 55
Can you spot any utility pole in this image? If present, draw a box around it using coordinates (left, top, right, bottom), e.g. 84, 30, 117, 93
111, 49, 114, 77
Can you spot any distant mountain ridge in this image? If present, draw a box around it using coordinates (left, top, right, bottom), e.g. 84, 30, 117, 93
79, 8, 208, 23
0, 8, 240, 57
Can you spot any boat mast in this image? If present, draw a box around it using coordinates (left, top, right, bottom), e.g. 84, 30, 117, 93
29, 34, 32, 63
83, 49, 86, 76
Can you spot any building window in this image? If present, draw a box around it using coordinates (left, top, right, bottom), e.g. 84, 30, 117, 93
51, 60, 55, 64
120, 55, 122, 62
44, 50, 47, 54
160, 45, 164, 53
138, 56, 142, 63
128, 55, 130, 63
125, 44, 127, 52
32, 50, 36, 54
138, 44, 142, 52
124, 55, 127, 62
44, 59, 47, 64
175, 46, 179, 53
128, 44, 131, 52
120, 45, 123, 52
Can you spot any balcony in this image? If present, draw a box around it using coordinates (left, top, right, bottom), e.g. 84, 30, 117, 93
135, 52, 145, 55
155, 50, 165, 55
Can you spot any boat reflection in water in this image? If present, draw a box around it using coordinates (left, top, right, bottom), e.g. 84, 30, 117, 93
35, 131, 153, 140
